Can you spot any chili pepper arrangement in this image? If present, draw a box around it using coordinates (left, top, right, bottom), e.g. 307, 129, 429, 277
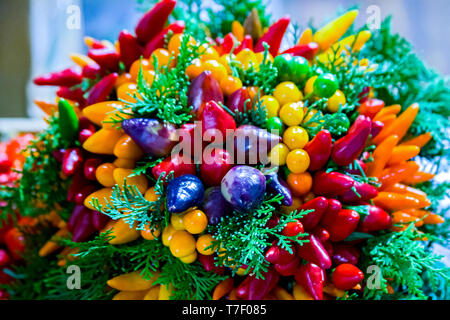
1, 0, 449, 300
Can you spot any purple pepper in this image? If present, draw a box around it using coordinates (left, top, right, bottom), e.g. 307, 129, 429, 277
264, 171, 293, 206
121, 118, 177, 157
166, 174, 205, 213
221, 166, 266, 213
187, 71, 224, 118
202, 187, 232, 225
72, 208, 96, 243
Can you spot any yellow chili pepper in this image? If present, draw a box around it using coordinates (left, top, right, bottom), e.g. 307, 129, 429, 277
313, 10, 358, 51
293, 283, 314, 300
273, 286, 295, 300
143, 286, 160, 300
298, 28, 313, 45
373, 104, 402, 121
387, 145, 420, 166
323, 284, 346, 298
83, 128, 124, 155
69, 53, 97, 68
399, 132, 432, 149
402, 171, 435, 185
107, 270, 159, 291
106, 219, 140, 245
84, 187, 113, 211
212, 278, 234, 300
38, 227, 70, 257
231, 21, 245, 42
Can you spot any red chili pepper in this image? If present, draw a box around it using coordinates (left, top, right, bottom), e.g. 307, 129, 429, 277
74, 185, 98, 205
339, 181, 378, 204
275, 256, 300, 276
313, 171, 355, 197
187, 71, 224, 118
67, 171, 89, 202
82, 63, 103, 79
234, 35, 254, 54
282, 220, 304, 238
84, 158, 103, 181
296, 234, 331, 270
265, 242, 296, 265
143, 21, 185, 58
331, 244, 360, 266
88, 47, 120, 72
91, 211, 111, 231
299, 196, 329, 230
237, 267, 279, 300
281, 42, 319, 60
220, 33, 237, 55
357, 205, 392, 233
0, 158, 12, 174
0, 288, 9, 300
201, 101, 236, 142
87, 37, 107, 49
200, 149, 234, 186
371, 120, 384, 138
135, 0, 177, 43
79, 128, 95, 145
304, 130, 332, 171
254, 16, 291, 56
68, 205, 86, 232
34, 67, 82, 87
294, 262, 325, 300
321, 208, 360, 242
331, 115, 372, 166
0, 249, 12, 268
4, 228, 25, 260
198, 254, 225, 275
312, 226, 330, 243
62, 148, 84, 176
71, 208, 96, 243
227, 88, 252, 113
86, 73, 118, 106
151, 154, 196, 180
358, 98, 385, 119
332, 264, 364, 290
57, 87, 86, 106
119, 30, 144, 70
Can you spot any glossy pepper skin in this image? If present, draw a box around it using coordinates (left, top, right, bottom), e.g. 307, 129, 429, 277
62, 148, 84, 176
58, 98, 79, 144
188, 71, 224, 118
313, 171, 355, 197
234, 35, 254, 54
220, 33, 237, 55
332, 244, 360, 266
202, 187, 232, 225
332, 264, 364, 290
265, 242, 297, 265
198, 254, 225, 275
296, 234, 332, 270
331, 115, 372, 166
200, 149, 234, 186
299, 196, 329, 230
57, 87, 86, 107
227, 88, 252, 113
71, 207, 96, 243
86, 73, 118, 106
237, 268, 279, 300
166, 174, 205, 213
143, 21, 185, 58
151, 154, 196, 180
254, 16, 291, 57
34, 67, 82, 87
281, 42, 319, 60
118, 30, 143, 69
339, 181, 378, 204
294, 262, 325, 300
357, 205, 392, 233
88, 48, 120, 72
265, 171, 293, 206
201, 101, 236, 142
122, 118, 177, 157
135, 0, 177, 43
358, 98, 385, 119
303, 130, 332, 171
321, 208, 360, 242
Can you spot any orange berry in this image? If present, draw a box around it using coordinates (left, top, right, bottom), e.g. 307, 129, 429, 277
287, 172, 313, 196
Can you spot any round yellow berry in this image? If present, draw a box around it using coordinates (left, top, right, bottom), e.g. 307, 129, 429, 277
273, 81, 303, 106
269, 143, 290, 166
279, 102, 304, 127
326, 89, 346, 113
261, 95, 280, 118
283, 126, 309, 150
196, 234, 216, 255
169, 231, 196, 258
286, 149, 310, 174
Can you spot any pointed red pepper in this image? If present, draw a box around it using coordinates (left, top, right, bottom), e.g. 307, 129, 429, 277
72, 208, 96, 243
88, 47, 120, 72
82, 63, 104, 79
313, 171, 355, 197
234, 35, 254, 54
332, 264, 364, 290
143, 21, 185, 58
371, 120, 384, 138
74, 185, 98, 205
187, 71, 224, 118
265, 241, 296, 265
197, 254, 225, 275
304, 130, 332, 171
339, 181, 378, 204
34, 67, 82, 87
219, 33, 237, 55
254, 16, 291, 56
237, 268, 279, 300
274, 256, 300, 276
62, 148, 84, 176
294, 262, 325, 300
200, 148, 234, 186
321, 208, 360, 242
296, 234, 332, 270
135, 0, 177, 43
91, 211, 111, 231
312, 226, 330, 243
201, 101, 236, 142
356, 205, 392, 233
57, 87, 86, 106
281, 42, 319, 60
151, 154, 196, 180
119, 30, 144, 70
67, 171, 89, 202
227, 88, 252, 113
357, 98, 385, 119
331, 115, 372, 166
86, 73, 118, 106
299, 196, 329, 230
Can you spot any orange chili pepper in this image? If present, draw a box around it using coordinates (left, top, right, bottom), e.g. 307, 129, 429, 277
378, 161, 419, 189
228, 288, 239, 300
212, 278, 234, 300
231, 21, 245, 42
367, 134, 399, 178
377, 114, 396, 127
34, 100, 57, 116
392, 211, 423, 227
423, 213, 445, 225
399, 132, 432, 149
373, 103, 420, 145
373, 104, 402, 121
383, 183, 427, 198
39, 227, 70, 257
373, 192, 425, 211
387, 145, 420, 166
402, 171, 435, 185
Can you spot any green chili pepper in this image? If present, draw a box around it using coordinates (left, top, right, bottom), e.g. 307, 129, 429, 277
58, 98, 79, 144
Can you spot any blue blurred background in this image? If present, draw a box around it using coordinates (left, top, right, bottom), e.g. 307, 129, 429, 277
0, 0, 449, 121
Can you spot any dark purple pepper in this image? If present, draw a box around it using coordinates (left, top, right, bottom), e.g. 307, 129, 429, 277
202, 187, 232, 225
166, 174, 205, 213
265, 172, 293, 206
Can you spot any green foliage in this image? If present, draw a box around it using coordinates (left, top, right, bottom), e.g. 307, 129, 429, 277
220, 92, 268, 129
208, 194, 311, 279
361, 224, 450, 300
